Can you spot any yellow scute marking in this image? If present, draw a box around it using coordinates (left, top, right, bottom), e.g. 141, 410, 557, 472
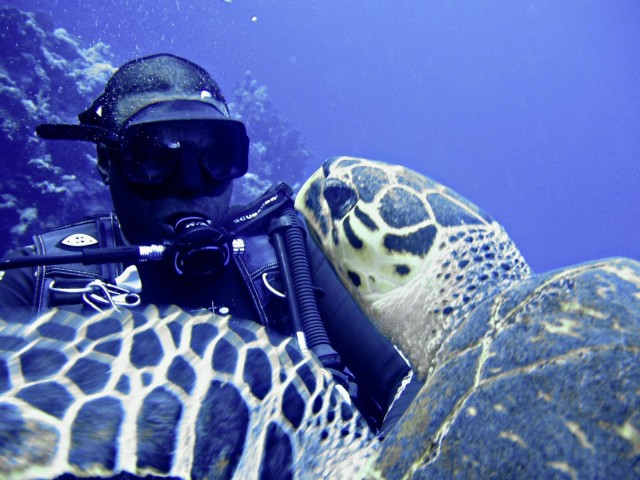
542, 317, 583, 339
560, 301, 607, 319
498, 431, 528, 449
602, 263, 640, 286
564, 421, 594, 452
615, 419, 640, 456
547, 461, 577, 480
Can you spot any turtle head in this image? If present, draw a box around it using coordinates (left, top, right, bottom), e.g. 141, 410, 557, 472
296, 156, 530, 379
296, 156, 444, 299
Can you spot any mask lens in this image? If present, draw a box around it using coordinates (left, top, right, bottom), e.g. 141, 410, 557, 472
120, 120, 248, 185
199, 122, 248, 180
123, 128, 177, 184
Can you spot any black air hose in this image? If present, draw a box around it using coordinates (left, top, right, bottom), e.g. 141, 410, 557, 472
269, 205, 344, 373
280, 208, 330, 347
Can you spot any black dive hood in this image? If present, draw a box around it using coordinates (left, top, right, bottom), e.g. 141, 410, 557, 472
35, 99, 245, 145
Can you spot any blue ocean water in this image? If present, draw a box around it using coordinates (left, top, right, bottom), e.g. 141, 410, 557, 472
7, 0, 640, 272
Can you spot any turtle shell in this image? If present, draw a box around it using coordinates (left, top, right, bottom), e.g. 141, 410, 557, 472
375, 257, 640, 478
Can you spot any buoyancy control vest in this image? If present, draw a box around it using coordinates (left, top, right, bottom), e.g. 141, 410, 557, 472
32, 213, 128, 316
225, 183, 299, 331
30, 184, 299, 329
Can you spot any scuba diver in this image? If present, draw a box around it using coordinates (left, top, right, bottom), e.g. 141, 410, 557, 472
0, 54, 420, 436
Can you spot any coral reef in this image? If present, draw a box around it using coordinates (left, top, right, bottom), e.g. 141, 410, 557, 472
0, 6, 114, 255
229, 71, 312, 204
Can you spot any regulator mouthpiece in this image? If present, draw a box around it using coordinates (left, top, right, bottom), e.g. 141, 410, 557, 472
171, 215, 230, 276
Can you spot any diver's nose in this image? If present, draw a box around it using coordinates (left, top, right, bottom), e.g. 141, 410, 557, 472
175, 147, 204, 195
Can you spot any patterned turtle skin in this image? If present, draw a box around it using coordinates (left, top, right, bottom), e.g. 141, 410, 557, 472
296, 156, 640, 478
0, 305, 374, 479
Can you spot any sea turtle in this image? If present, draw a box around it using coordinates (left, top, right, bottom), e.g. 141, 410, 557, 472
295, 156, 640, 478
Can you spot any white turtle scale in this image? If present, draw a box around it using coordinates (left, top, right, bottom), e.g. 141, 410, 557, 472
0, 305, 374, 479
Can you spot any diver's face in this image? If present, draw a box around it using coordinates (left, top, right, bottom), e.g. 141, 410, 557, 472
108, 150, 233, 246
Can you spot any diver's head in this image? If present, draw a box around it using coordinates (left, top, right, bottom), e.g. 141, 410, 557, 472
79, 53, 248, 185
37, 54, 250, 245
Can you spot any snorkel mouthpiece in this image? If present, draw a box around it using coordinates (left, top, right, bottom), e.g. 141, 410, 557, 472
170, 215, 230, 276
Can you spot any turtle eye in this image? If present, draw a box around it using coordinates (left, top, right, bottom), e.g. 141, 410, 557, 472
323, 180, 357, 220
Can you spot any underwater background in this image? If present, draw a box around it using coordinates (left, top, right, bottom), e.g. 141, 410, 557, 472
1, 0, 638, 273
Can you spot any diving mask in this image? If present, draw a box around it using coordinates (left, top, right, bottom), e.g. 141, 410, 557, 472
115, 118, 248, 185
36, 99, 250, 186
